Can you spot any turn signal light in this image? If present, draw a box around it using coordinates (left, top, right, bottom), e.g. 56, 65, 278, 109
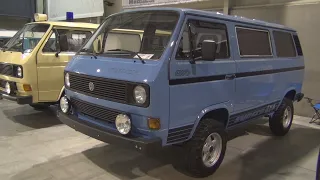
23, 84, 32, 91
148, 117, 160, 130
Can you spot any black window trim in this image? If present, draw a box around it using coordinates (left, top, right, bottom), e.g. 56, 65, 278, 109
292, 34, 303, 56
272, 30, 297, 58
235, 26, 273, 58
175, 18, 231, 61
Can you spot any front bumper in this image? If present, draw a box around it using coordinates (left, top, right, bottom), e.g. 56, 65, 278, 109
57, 111, 162, 153
0, 92, 32, 104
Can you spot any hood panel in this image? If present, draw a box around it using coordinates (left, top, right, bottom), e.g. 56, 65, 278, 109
0, 51, 29, 64
66, 55, 162, 83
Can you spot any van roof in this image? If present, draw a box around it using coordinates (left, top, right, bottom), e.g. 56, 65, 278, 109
26, 21, 99, 29
117, 8, 295, 32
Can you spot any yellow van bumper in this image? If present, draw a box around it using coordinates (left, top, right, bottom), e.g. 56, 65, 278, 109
0, 92, 33, 104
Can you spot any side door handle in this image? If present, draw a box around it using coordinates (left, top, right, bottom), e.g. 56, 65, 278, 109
225, 74, 236, 80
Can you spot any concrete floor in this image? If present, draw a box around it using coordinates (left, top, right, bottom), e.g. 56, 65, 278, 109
0, 100, 319, 180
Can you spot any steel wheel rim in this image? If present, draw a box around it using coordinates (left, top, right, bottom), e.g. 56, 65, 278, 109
202, 132, 222, 167
283, 106, 292, 128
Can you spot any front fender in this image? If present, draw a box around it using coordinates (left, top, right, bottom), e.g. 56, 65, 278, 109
188, 102, 232, 140
56, 86, 65, 101
282, 86, 297, 99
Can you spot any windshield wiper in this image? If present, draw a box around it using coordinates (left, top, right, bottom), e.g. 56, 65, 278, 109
108, 49, 145, 64
80, 48, 97, 59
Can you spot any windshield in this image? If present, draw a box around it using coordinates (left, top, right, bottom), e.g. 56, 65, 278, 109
4, 24, 50, 53
80, 11, 179, 60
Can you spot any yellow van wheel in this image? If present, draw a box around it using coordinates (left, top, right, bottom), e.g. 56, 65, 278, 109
29, 103, 50, 110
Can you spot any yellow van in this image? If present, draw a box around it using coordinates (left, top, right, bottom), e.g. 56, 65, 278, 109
0, 14, 98, 110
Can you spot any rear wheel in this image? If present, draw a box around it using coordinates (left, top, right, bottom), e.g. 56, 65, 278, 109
29, 103, 50, 110
269, 98, 294, 136
182, 119, 227, 178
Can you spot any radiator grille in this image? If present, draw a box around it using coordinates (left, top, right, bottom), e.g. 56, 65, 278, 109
69, 73, 127, 103
71, 98, 120, 123
0, 63, 13, 76
0, 79, 6, 88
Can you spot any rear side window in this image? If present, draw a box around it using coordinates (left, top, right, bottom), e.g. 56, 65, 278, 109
236, 27, 272, 57
273, 31, 296, 57
293, 35, 303, 56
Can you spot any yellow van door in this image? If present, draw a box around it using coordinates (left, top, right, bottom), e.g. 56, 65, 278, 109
36, 28, 92, 102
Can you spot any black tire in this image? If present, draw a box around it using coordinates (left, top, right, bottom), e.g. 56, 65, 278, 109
269, 98, 294, 136
182, 118, 227, 178
29, 103, 50, 110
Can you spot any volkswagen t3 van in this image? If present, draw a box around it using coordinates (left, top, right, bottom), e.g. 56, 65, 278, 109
57, 8, 305, 177
0, 14, 98, 109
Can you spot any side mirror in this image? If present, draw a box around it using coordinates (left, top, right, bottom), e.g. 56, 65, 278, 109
201, 40, 217, 60
59, 34, 69, 51
55, 34, 68, 57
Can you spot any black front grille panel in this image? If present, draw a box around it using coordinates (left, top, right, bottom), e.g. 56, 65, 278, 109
0, 79, 6, 88
69, 73, 127, 103
0, 63, 13, 76
71, 98, 120, 123
0, 79, 17, 95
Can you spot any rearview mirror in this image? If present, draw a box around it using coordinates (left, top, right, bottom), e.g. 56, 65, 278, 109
201, 40, 217, 60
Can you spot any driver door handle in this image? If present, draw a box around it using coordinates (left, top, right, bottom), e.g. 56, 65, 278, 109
225, 74, 236, 80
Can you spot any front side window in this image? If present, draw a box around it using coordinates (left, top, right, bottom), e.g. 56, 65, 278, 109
43, 29, 92, 53
176, 20, 229, 60
80, 11, 180, 60
236, 27, 272, 57
273, 31, 296, 57
4, 24, 50, 53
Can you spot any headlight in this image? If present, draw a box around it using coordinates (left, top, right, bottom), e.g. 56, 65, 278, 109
133, 85, 146, 104
17, 66, 22, 77
65, 73, 70, 87
5, 82, 10, 94
60, 96, 70, 113
115, 114, 131, 135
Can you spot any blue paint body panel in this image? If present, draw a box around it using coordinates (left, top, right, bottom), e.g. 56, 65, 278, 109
63, 8, 305, 147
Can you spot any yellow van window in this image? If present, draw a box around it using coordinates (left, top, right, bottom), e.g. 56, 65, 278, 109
43, 29, 92, 53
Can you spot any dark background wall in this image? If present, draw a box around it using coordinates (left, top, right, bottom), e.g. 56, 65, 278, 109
0, 0, 35, 18
0, 0, 36, 30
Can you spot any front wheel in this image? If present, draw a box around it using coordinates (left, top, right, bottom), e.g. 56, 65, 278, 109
269, 98, 294, 136
182, 119, 227, 178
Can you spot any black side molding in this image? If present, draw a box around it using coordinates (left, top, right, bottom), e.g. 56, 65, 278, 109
169, 66, 305, 86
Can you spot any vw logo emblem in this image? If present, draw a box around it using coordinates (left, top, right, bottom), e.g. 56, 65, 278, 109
88, 82, 94, 91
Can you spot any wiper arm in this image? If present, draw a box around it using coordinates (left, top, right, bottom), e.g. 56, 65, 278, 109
80, 48, 97, 59
108, 49, 145, 64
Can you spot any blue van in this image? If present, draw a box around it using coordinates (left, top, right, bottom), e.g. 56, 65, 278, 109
57, 8, 305, 177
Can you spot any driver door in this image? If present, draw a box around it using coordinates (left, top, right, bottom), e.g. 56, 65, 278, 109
169, 16, 236, 129
36, 27, 92, 102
